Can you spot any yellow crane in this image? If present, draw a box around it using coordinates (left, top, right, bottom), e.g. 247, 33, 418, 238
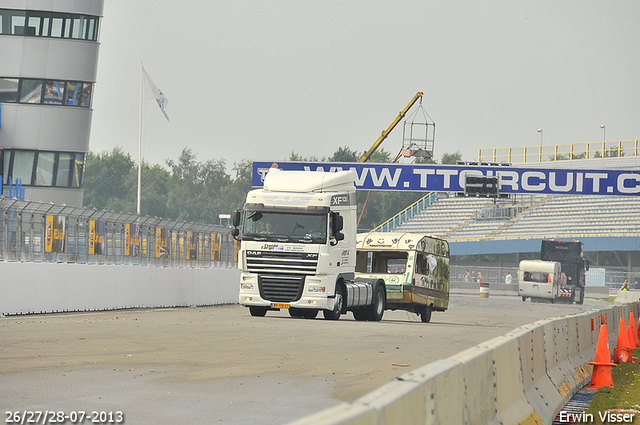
358, 92, 424, 163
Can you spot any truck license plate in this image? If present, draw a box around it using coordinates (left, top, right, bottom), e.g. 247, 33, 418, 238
271, 303, 290, 309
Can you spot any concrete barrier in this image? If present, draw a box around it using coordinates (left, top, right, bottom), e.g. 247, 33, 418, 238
0, 262, 240, 315
615, 289, 640, 304
289, 302, 639, 425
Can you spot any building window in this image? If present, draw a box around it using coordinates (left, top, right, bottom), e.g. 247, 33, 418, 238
55, 153, 75, 187
0, 9, 100, 41
1, 150, 85, 188
0, 77, 93, 108
19, 79, 43, 103
50, 16, 64, 37
44, 80, 65, 105
35, 152, 55, 186
72, 153, 85, 187
12, 150, 36, 183
80, 83, 92, 107
0, 78, 18, 102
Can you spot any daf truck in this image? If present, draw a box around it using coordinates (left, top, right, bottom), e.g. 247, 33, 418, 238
518, 239, 588, 304
232, 168, 386, 320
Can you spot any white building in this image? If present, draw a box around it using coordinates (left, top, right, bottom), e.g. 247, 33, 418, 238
0, 0, 104, 206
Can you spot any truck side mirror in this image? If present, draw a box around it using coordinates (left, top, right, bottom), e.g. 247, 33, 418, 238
331, 213, 344, 245
332, 213, 343, 233
585, 261, 590, 271
232, 210, 241, 227
231, 228, 239, 237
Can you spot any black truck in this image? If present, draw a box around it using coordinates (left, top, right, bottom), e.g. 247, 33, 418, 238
540, 239, 588, 304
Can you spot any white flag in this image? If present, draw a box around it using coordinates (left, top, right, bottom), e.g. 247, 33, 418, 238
143, 67, 170, 122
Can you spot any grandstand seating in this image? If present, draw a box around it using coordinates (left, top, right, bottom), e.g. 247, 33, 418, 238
392, 194, 640, 241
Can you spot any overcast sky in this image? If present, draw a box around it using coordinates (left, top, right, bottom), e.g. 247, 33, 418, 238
89, 1, 640, 174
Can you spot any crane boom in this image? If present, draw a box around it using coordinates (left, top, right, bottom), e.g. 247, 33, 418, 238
358, 92, 424, 163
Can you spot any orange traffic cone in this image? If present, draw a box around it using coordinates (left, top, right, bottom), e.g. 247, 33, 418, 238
588, 323, 617, 389
629, 312, 639, 349
613, 317, 634, 364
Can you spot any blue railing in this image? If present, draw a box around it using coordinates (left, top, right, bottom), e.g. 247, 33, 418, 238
372, 191, 437, 232
0, 176, 24, 200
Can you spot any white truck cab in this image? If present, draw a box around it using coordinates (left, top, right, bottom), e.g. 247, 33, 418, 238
233, 168, 385, 320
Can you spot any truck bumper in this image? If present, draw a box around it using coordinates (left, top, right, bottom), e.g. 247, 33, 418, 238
238, 272, 334, 310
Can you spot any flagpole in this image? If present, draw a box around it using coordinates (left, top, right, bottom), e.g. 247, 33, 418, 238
137, 61, 143, 215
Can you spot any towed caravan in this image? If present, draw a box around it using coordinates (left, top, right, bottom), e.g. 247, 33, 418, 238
355, 232, 450, 322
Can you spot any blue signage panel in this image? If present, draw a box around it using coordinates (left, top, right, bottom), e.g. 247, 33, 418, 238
252, 161, 640, 196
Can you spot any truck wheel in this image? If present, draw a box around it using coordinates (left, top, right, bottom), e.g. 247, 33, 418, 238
366, 285, 385, 322
577, 287, 585, 305
249, 306, 267, 317
420, 305, 432, 323
289, 308, 304, 318
323, 285, 343, 320
352, 308, 368, 321
302, 309, 318, 319
521, 297, 526, 302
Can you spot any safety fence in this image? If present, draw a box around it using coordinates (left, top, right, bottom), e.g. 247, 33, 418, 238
0, 198, 237, 268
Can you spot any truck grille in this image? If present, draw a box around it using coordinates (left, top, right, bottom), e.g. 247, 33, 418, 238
246, 251, 318, 275
259, 275, 305, 302
246, 251, 319, 303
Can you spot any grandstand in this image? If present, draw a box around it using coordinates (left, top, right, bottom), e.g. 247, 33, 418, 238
382, 192, 640, 288
375, 152, 640, 288
392, 193, 640, 242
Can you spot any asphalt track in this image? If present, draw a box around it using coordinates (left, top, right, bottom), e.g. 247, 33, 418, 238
0, 295, 601, 424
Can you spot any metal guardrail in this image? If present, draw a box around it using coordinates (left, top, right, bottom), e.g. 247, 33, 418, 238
478, 140, 640, 164
0, 198, 237, 267
371, 191, 437, 232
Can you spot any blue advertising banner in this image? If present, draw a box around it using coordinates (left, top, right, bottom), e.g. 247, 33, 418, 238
252, 161, 640, 196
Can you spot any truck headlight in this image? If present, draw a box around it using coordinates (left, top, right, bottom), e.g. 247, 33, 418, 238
241, 283, 254, 290
308, 286, 325, 293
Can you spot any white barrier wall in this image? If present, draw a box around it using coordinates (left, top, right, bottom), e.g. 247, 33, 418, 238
290, 301, 640, 425
0, 262, 240, 315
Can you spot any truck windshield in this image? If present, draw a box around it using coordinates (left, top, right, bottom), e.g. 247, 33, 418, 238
242, 211, 327, 243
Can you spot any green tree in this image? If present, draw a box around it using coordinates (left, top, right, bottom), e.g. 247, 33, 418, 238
288, 151, 321, 162
594, 147, 625, 158
368, 148, 393, 163
441, 150, 462, 164
221, 159, 254, 214
135, 162, 171, 218
83, 147, 135, 210
166, 148, 231, 223
329, 146, 360, 162
414, 155, 437, 164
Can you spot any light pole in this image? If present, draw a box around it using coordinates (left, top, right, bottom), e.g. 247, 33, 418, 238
537, 128, 543, 162
600, 124, 606, 142
537, 128, 543, 146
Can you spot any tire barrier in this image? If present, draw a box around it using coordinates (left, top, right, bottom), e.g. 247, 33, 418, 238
289, 301, 640, 425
